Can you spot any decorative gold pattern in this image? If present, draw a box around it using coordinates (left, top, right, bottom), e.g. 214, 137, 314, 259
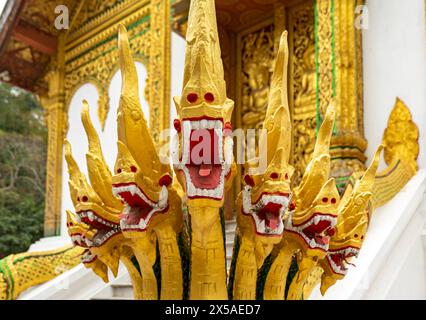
288, 2, 316, 185
0, 245, 83, 300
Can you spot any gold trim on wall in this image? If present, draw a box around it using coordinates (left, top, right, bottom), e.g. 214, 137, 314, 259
41, 0, 171, 235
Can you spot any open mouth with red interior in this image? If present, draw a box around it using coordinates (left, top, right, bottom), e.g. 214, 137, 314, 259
74, 210, 120, 247
176, 118, 233, 200
112, 183, 168, 231
285, 213, 337, 251
242, 187, 291, 236
327, 246, 359, 275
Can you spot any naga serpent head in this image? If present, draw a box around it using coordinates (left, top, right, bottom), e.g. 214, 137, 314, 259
285, 178, 340, 257
172, 0, 235, 216
320, 145, 382, 295
65, 101, 126, 280
238, 32, 294, 267
281, 104, 337, 252
112, 25, 180, 240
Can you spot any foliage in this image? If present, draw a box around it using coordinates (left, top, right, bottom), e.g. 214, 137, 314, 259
0, 82, 47, 258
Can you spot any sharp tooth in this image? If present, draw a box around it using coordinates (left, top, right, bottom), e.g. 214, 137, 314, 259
87, 212, 94, 221
258, 220, 266, 231
201, 119, 208, 128
139, 219, 147, 229
310, 239, 316, 247
314, 216, 320, 225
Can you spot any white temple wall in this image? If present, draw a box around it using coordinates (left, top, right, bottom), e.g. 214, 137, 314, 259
363, 0, 426, 168
60, 62, 149, 236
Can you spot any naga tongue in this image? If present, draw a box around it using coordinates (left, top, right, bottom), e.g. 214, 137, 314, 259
199, 164, 212, 177
315, 235, 330, 245
266, 212, 279, 230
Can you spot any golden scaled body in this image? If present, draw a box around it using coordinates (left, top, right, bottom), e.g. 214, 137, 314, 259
0, 245, 83, 300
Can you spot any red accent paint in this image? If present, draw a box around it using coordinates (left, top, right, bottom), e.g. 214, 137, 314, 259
244, 175, 255, 187
173, 119, 181, 132
331, 198, 336, 204
131, 166, 137, 173
285, 173, 289, 180
322, 197, 328, 203
117, 168, 122, 174
204, 92, 214, 103
159, 174, 172, 187
326, 228, 335, 236
187, 93, 198, 103
82, 196, 88, 202
270, 172, 279, 179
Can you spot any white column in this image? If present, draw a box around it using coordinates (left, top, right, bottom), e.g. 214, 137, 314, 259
363, 0, 426, 168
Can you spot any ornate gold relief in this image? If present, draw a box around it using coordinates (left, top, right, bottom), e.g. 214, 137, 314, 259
370, 97, 419, 208
239, 23, 275, 131
288, 1, 316, 185
42, 0, 171, 235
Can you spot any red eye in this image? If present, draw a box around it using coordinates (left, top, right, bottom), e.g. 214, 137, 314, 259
82, 196, 88, 202
173, 119, 181, 133
270, 172, 279, 179
331, 198, 336, 204
131, 166, 137, 173
187, 93, 198, 103
290, 201, 296, 211
354, 234, 359, 238
117, 168, 122, 174
322, 197, 328, 203
204, 92, 214, 103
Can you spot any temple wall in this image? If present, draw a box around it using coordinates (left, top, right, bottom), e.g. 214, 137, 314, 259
60, 63, 149, 236
363, 0, 426, 168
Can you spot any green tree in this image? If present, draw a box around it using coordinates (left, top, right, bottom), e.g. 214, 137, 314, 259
0, 82, 47, 258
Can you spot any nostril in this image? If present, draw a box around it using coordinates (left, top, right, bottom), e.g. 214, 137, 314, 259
117, 168, 122, 174
131, 166, 137, 173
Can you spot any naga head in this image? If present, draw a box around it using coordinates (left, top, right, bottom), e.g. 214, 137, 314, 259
111, 25, 179, 239
238, 32, 294, 267
65, 102, 125, 279
320, 145, 383, 295
172, 0, 235, 211
283, 104, 337, 253
285, 178, 340, 256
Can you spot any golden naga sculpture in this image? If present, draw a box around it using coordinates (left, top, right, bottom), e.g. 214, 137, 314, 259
58, 0, 418, 301
229, 31, 293, 300
111, 25, 184, 300
171, 0, 236, 300
0, 245, 83, 300
64, 104, 146, 299
261, 103, 337, 300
